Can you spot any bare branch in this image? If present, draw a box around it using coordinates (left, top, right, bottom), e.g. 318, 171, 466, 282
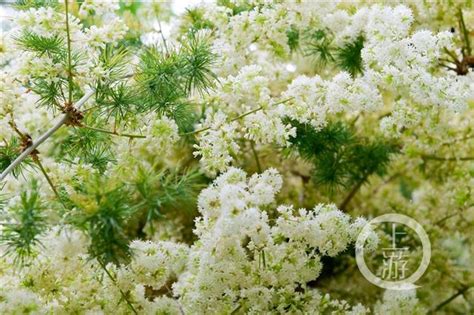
0, 90, 95, 181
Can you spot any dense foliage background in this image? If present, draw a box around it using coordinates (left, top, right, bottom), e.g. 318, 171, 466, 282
0, 1, 473, 314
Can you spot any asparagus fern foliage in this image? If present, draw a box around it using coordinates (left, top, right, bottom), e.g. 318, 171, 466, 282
0, 181, 46, 266
288, 120, 399, 207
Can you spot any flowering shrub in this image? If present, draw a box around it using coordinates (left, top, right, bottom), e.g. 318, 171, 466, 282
0, 1, 473, 314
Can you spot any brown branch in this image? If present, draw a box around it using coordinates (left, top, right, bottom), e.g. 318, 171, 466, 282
371, 172, 401, 195
429, 286, 472, 314
80, 125, 146, 139
422, 155, 474, 162
339, 176, 366, 211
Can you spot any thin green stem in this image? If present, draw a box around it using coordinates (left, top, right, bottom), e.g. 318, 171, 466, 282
81, 125, 146, 139
158, 20, 169, 55
443, 47, 460, 62
435, 212, 461, 226
371, 172, 400, 195
250, 141, 262, 173
34, 157, 61, 200
182, 106, 263, 136
441, 134, 474, 146
339, 176, 367, 211
459, 8, 471, 56
98, 260, 138, 315
183, 98, 293, 136
422, 155, 474, 161
64, 0, 74, 104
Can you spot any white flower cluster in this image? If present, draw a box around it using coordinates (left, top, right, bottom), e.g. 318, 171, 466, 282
374, 290, 426, 314
144, 114, 180, 153
78, 0, 120, 18
209, 65, 271, 115
282, 71, 381, 129
0, 71, 54, 142
189, 3, 473, 176
193, 110, 241, 176
10, 5, 128, 88
204, 1, 335, 73
124, 240, 188, 290
361, 6, 472, 112
175, 168, 374, 313
84, 17, 128, 49
380, 99, 423, 137
1, 1, 473, 313
243, 109, 296, 146
0, 168, 377, 314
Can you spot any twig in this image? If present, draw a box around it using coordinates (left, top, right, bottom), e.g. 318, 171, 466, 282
157, 20, 169, 55
459, 8, 471, 56
434, 204, 474, 226
371, 172, 400, 195
33, 157, 61, 200
0, 90, 95, 181
64, 0, 74, 104
440, 134, 474, 146
250, 141, 262, 173
434, 212, 461, 226
81, 125, 146, 139
98, 260, 138, 315
183, 106, 263, 136
421, 155, 474, 162
428, 286, 472, 314
339, 176, 366, 211
183, 98, 293, 136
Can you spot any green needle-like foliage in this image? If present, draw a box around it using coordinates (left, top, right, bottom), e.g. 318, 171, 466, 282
136, 47, 188, 111
168, 100, 198, 133
335, 35, 365, 77
181, 32, 217, 94
14, 0, 58, 10
180, 8, 215, 33
96, 45, 131, 84
0, 181, 46, 266
15, 32, 65, 56
286, 26, 300, 52
67, 177, 136, 264
0, 137, 34, 178
133, 167, 205, 235
347, 140, 397, 182
302, 29, 365, 76
303, 29, 335, 67
59, 125, 113, 171
289, 121, 353, 160
30, 79, 65, 109
92, 45, 139, 125
135, 33, 215, 126
16, 32, 82, 112
288, 120, 398, 193
95, 83, 138, 124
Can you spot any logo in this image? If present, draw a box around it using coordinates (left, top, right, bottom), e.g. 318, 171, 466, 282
355, 213, 431, 290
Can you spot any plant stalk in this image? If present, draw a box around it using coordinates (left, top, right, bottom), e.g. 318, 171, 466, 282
0, 90, 95, 181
